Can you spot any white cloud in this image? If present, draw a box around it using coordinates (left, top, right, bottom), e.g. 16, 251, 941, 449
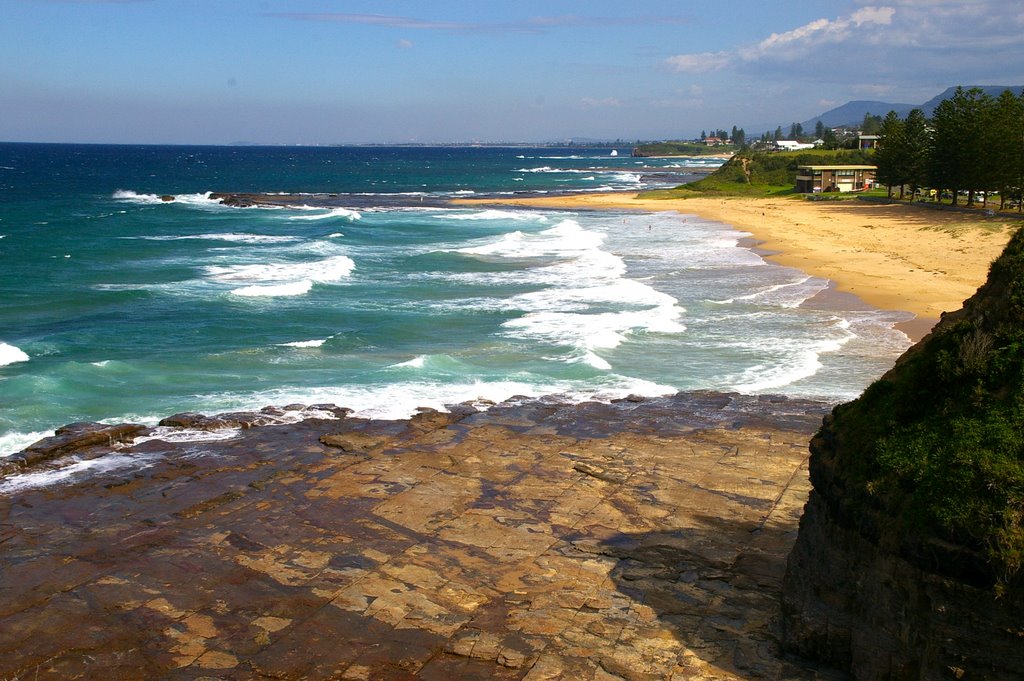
738, 6, 895, 61
580, 97, 622, 108
664, 51, 731, 73
665, 7, 897, 72
397, 39, 414, 49
665, 2, 1023, 88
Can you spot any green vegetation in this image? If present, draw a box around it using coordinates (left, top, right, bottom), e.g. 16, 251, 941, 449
876, 86, 1024, 210
654, 149, 875, 197
830, 228, 1024, 587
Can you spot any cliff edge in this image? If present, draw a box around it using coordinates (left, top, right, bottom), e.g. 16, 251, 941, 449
781, 229, 1024, 678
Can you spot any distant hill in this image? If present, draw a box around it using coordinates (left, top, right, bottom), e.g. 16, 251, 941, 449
800, 85, 1024, 130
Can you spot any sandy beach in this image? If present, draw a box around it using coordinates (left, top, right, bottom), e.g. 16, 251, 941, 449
456, 193, 1019, 340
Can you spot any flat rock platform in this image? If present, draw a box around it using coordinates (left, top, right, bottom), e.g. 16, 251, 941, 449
0, 392, 845, 680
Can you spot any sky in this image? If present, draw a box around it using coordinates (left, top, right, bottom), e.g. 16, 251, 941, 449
2, 0, 1023, 145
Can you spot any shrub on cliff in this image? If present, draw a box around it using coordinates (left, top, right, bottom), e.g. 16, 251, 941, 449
830, 227, 1024, 588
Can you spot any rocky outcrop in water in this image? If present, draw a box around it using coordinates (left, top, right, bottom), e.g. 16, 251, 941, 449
0, 422, 145, 476
781, 230, 1024, 679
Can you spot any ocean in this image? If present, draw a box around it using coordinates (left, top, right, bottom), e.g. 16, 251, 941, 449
0, 143, 912, 459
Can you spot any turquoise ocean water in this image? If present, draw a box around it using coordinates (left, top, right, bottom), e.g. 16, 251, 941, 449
0, 143, 912, 459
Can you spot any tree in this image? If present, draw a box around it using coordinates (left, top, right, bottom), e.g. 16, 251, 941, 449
789, 122, 804, 139
814, 120, 826, 139
773, 126, 783, 141
989, 89, 1024, 210
821, 128, 839, 150
861, 112, 883, 134
875, 111, 907, 198
734, 127, 746, 147
929, 87, 992, 206
902, 109, 930, 199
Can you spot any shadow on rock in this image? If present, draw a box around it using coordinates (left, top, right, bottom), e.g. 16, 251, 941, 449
585, 516, 850, 680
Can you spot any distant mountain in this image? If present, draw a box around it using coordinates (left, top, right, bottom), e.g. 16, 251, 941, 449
803, 99, 917, 129
800, 85, 1024, 130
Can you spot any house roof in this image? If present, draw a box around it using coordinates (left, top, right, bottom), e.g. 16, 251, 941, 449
798, 165, 878, 171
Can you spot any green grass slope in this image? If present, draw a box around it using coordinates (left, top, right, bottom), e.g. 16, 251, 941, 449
654, 149, 876, 197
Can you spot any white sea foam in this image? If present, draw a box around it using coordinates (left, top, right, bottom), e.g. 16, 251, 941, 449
230, 281, 313, 297
447, 218, 688, 368
204, 375, 676, 422
288, 207, 362, 222
278, 338, 328, 348
456, 219, 604, 259
0, 430, 52, 459
112, 190, 223, 207
0, 342, 29, 367
710, 276, 826, 308
391, 355, 427, 369
504, 306, 685, 354
128, 233, 301, 244
327, 233, 345, 238
206, 255, 355, 286
132, 427, 242, 445
0, 453, 162, 494
725, 319, 856, 393
515, 166, 590, 174
441, 209, 547, 222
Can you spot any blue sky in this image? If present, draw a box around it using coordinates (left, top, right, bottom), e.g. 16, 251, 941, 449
2, 0, 1022, 144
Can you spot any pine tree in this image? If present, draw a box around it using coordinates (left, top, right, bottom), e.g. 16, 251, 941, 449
822, 128, 838, 150
989, 89, 1024, 210
875, 111, 907, 198
930, 87, 992, 206
902, 109, 930, 199
861, 112, 883, 134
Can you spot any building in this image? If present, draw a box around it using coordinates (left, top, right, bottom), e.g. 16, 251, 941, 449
796, 165, 878, 193
858, 134, 881, 150
775, 140, 816, 151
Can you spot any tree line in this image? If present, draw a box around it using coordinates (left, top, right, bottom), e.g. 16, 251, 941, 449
875, 86, 1024, 210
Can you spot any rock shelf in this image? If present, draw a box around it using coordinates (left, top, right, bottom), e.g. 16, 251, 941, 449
0, 392, 841, 680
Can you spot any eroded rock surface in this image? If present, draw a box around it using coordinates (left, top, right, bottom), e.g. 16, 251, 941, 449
0, 392, 840, 680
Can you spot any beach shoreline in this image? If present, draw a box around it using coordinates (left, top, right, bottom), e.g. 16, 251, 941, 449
455, 192, 1018, 342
